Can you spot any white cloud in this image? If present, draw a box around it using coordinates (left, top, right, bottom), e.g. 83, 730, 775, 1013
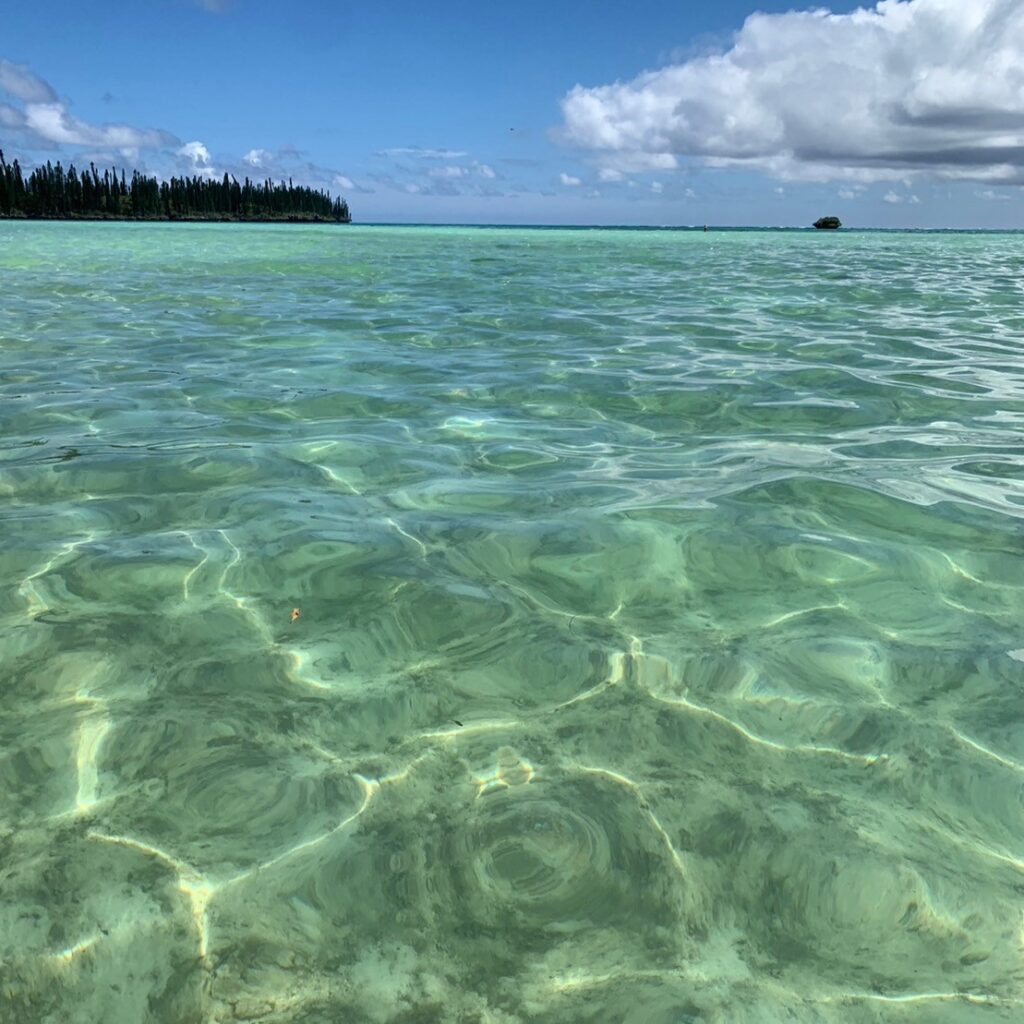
908, 193, 921, 203
838, 187, 860, 199
650, 180, 664, 194
0, 59, 373, 203
179, 140, 212, 166
596, 152, 678, 175
560, 172, 582, 186
685, 187, 697, 198
243, 148, 270, 167
598, 167, 624, 182
1, 61, 178, 154
176, 140, 219, 178
379, 147, 467, 159
977, 188, 1011, 200
774, 186, 784, 195
561, 0, 1024, 184
22, 102, 175, 149
475, 162, 497, 178
230, 147, 373, 192
429, 165, 468, 179
883, 190, 903, 203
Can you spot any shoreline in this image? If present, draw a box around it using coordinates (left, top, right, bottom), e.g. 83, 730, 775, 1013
3, 219, 1020, 233
0, 213, 351, 224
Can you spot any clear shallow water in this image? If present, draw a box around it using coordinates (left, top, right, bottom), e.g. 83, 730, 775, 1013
2, 221, 1024, 1023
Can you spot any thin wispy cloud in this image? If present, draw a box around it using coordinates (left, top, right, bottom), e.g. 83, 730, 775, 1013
243, 147, 270, 168
234, 145, 373, 192
561, 0, 1024, 185
24, 102, 176, 149
429, 165, 468, 179
883, 190, 921, 204
0, 103, 24, 129
0, 60, 57, 104
377, 147, 467, 160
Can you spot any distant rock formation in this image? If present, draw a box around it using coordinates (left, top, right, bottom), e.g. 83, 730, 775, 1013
813, 216, 842, 229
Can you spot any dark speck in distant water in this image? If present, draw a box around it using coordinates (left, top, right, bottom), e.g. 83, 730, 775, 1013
58, 447, 82, 461
454, 720, 463, 727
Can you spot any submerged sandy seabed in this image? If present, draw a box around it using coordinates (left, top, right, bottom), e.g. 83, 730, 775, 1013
2, 223, 1023, 1022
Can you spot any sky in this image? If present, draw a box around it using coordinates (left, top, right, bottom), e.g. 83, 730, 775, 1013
2, 0, 1024, 227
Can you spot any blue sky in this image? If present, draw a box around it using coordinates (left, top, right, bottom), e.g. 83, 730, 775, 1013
2, 0, 1023, 226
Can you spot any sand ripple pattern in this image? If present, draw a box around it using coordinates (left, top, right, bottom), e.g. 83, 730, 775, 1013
2, 223, 1024, 1022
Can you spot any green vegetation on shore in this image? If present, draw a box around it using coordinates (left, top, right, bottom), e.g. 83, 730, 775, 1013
0, 152, 351, 223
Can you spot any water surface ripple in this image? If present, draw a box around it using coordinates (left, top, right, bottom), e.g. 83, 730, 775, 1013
2, 222, 1024, 1023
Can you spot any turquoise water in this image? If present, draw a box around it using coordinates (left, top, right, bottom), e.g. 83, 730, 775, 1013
2, 221, 1024, 1023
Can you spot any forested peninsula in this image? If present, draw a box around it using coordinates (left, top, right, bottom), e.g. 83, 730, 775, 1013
0, 152, 351, 223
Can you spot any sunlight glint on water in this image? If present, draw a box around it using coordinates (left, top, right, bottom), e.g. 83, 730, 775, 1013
2, 221, 1024, 1023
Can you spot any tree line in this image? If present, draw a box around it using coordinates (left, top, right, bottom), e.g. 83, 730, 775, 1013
0, 152, 351, 222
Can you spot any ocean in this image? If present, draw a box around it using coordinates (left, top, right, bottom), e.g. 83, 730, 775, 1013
2, 221, 1023, 1022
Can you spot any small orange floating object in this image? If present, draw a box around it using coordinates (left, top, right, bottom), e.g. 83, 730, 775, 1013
290, 608, 300, 623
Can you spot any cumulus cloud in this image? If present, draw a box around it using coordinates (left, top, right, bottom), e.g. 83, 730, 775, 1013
474, 162, 497, 178
560, 172, 582, 186
650, 180, 664, 194
977, 187, 1011, 199
178, 140, 212, 166
598, 167, 624, 182
176, 140, 223, 179
561, 0, 1024, 184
